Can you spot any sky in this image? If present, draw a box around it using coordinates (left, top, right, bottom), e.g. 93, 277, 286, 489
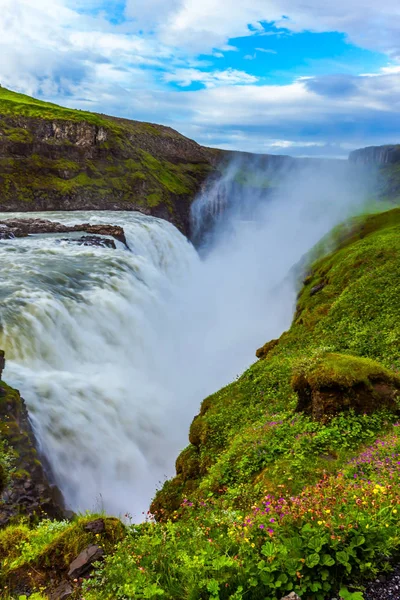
1, 0, 400, 157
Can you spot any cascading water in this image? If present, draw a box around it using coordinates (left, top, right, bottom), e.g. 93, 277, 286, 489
0, 160, 371, 519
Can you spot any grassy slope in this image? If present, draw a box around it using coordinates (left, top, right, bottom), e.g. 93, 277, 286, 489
1, 208, 400, 599
0, 87, 213, 230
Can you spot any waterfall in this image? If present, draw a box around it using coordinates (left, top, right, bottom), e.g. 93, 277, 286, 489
0, 161, 370, 519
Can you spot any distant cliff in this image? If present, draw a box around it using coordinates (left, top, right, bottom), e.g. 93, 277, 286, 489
349, 145, 400, 165
349, 145, 400, 202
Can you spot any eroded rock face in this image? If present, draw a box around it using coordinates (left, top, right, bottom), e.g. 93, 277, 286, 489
0, 218, 127, 247
292, 353, 400, 421
302, 381, 400, 421
349, 145, 400, 165
0, 354, 65, 526
256, 338, 279, 360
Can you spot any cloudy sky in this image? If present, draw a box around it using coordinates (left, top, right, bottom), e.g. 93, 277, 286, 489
1, 0, 400, 156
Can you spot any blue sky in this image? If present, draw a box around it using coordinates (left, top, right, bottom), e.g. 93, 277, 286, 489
1, 0, 400, 157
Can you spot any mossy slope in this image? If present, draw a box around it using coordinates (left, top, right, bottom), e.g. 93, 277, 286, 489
152, 207, 400, 516
0, 87, 214, 234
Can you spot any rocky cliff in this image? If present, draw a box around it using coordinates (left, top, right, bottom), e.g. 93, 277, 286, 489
349, 144, 400, 165
0, 87, 216, 235
0, 351, 64, 526
349, 144, 400, 202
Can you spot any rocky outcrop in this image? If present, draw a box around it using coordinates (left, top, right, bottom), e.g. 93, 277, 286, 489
0, 88, 216, 236
256, 338, 279, 359
292, 353, 400, 421
60, 235, 116, 249
0, 353, 65, 526
0, 217, 127, 246
349, 145, 400, 165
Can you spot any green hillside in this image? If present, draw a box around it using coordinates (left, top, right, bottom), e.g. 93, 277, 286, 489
2, 208, 400, 599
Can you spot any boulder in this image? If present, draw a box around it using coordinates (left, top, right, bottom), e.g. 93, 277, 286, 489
68, 544, 104, 579
84, 518, 105, 534
50, 581, 73, 600
280, 594, 302, 600
292, 352, 400, 421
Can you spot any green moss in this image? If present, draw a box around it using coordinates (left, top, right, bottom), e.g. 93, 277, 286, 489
0, 86, 121, 132
138, 150, 191, 195
292, 352, 400, 390
146, 192, 163, 206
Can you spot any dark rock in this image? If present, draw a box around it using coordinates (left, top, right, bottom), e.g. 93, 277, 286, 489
364, 564, 400, 599
0, 225, 15, 239
60, 235, 116, 249
50, 581, 73, 600
0, 218, 127, 247
68, 545, 104, 579
310, 283, 325, 296
0, 350, 4, 380
0, 353, 66, 527
256, 338, 279, 360
84, 518, 105, 534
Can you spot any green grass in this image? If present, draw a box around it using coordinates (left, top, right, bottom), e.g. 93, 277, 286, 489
0, 86, 119, 130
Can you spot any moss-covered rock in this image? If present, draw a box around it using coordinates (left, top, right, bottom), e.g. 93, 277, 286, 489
255, 338, 279, 359
292, 352, 400, 420
0, 515, 125, 597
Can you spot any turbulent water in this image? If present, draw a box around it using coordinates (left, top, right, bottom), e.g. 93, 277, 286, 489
0, 163, 370, 519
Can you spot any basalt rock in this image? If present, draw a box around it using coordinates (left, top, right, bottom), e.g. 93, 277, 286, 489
60, 235, 116, 249
0, 350, 4, 380
0, 218, 127, 247
0, 353, 65, 526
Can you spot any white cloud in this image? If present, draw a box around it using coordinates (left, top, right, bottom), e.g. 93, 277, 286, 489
124, 0, 400, 57
1, 0, 400, 158
256, 48, 277, 54
163, 68, 258, 88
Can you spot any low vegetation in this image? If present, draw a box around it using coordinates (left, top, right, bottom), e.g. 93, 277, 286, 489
2, 208, 400, 599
